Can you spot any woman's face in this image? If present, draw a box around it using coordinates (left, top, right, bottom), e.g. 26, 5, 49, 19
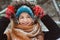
18, 12, 34, 26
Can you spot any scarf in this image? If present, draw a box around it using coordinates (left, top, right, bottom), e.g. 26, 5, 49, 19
6, 19, 42, 40
10, 23, 41, 40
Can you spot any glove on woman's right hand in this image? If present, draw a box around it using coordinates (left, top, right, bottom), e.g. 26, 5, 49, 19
5, 5, 15, 19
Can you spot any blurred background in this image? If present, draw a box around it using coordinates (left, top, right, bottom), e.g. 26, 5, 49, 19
0, 0, 60, 31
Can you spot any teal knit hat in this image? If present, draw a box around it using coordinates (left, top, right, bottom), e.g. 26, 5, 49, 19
16, 5, 34, 18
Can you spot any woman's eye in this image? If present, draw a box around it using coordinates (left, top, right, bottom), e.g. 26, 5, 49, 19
27, 16, 31, 18
20, 17, 24, 19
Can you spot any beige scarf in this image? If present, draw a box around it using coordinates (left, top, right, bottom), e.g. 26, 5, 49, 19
6, 19, 43, 40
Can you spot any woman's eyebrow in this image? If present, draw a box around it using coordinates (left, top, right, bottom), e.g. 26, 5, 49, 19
27, 14, 30, 17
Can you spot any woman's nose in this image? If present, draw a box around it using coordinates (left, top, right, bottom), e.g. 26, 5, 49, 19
24, 18, 27, 22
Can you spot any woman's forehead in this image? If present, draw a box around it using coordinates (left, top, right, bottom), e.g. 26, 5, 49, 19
20, 12, 30, 16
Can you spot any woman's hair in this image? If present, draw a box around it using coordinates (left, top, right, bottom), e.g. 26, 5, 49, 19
10, 1, 38, 24
10, 1, 35, 13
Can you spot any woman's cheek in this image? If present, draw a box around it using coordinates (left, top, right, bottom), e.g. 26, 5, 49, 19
19, 19, 24, 23
28, 19, 33, 23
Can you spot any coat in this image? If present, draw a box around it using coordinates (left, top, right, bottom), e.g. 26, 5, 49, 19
0, 14, 60, 40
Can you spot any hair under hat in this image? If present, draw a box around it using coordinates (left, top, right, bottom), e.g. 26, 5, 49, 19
16, 5, 34, 18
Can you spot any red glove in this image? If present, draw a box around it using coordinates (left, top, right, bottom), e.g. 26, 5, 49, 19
5, 5, 15, 19
33, 5, 45, 19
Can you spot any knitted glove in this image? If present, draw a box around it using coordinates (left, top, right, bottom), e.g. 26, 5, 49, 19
33, 5, 45, 19
5, 5, 15, 19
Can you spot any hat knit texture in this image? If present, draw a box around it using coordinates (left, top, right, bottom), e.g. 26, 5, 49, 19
16, 5, 34, 18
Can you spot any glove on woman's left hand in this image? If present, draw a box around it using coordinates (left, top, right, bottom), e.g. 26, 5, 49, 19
33, 5, 45, 19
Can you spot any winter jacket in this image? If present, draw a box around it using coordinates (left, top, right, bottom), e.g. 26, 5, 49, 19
0, 14, 60, 40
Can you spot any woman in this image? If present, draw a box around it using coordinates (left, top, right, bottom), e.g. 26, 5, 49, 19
4, 5, 44, 40
0, 1, 60, 40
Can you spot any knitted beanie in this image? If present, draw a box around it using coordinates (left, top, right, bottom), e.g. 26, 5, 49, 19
16, 5, 34, 18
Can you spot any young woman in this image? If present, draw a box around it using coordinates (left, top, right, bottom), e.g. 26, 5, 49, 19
4, 5, 44, 40
0, 1, 60, 40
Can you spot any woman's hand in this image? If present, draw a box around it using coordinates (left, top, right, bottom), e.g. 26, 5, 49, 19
5, 5, 15, 19
33, 5, 45, 19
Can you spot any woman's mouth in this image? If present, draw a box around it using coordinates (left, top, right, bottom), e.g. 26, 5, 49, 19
22, 22, 30, 25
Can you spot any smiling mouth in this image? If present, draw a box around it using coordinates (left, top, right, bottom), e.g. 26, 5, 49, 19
22, 23, 29, 25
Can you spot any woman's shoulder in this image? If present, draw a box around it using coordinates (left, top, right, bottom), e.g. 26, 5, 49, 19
4, 29, 11, 40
